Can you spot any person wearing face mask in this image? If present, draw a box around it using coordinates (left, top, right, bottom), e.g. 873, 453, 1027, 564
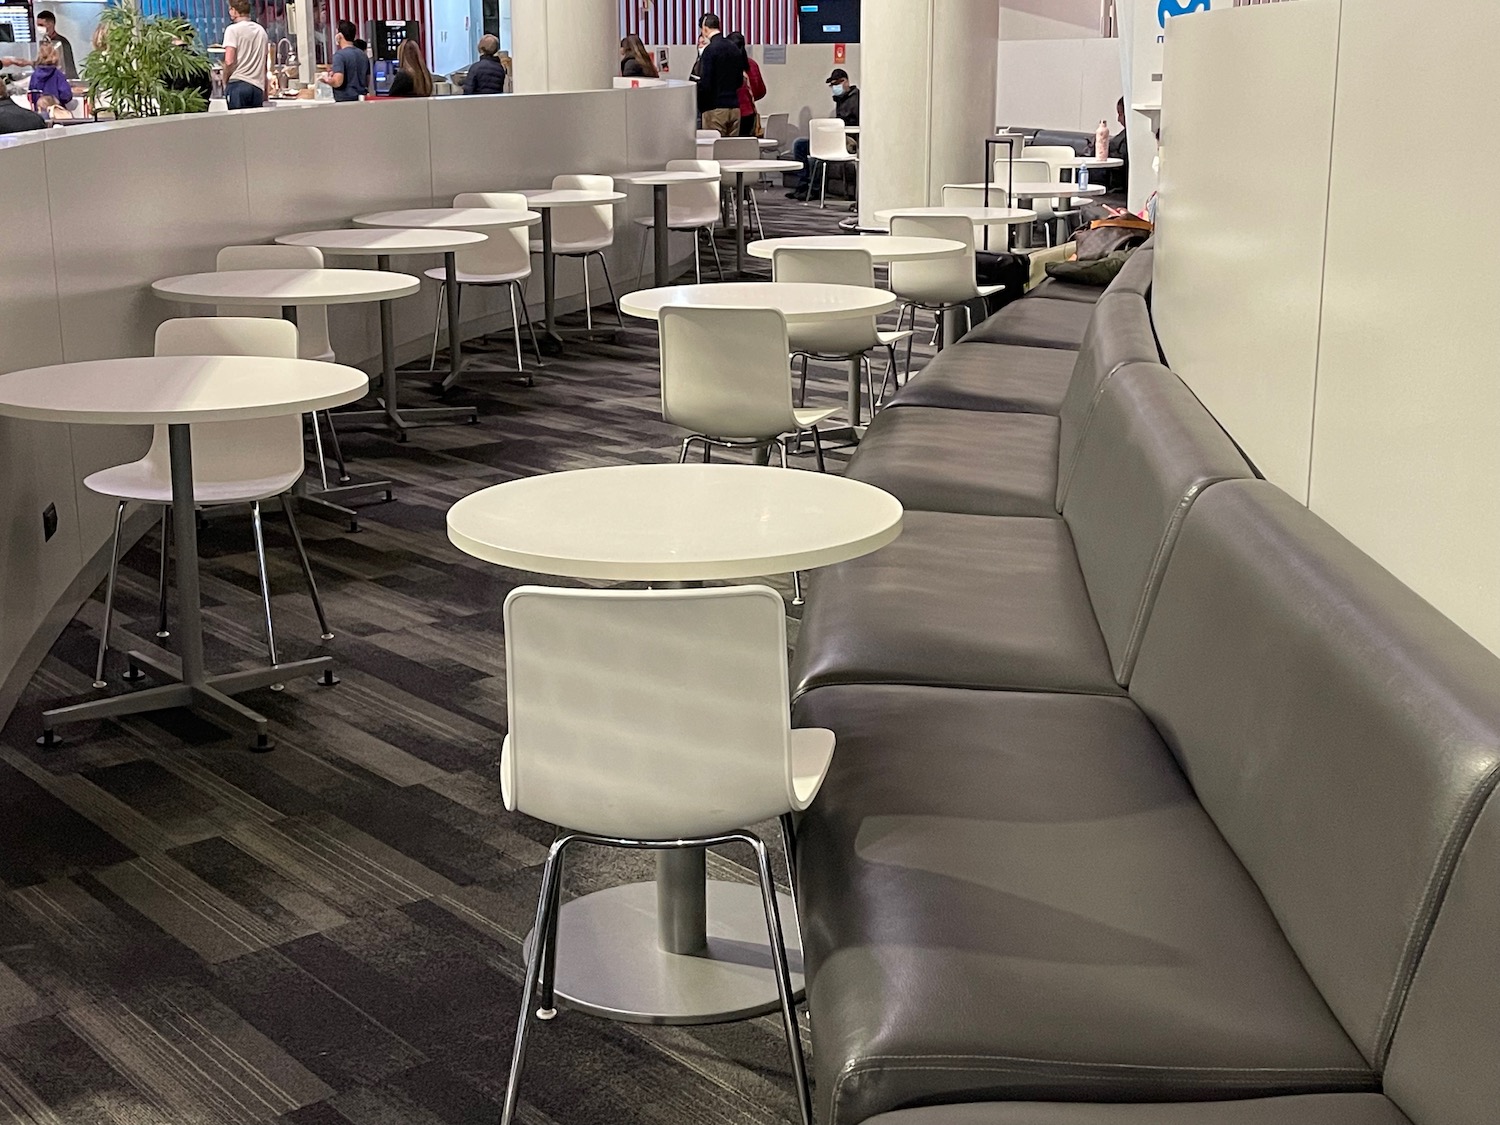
786, 68, 859, 201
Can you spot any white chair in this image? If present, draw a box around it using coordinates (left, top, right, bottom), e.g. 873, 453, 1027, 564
659, 305, 837, 471
1002, 157, 1078, 245
89, 318, 333, 688
497, 583, 830, 1125
771, 246, 914, 407
633, 159, 724, 284
694, 127, 720, 159
712, 136, 767, 242
762, 111, 792, 156
425, 191, 540, 383
806, 118, 857, 209
529, 174, 623, 332
887, 212, 1004, 368
217, 244, 346, 490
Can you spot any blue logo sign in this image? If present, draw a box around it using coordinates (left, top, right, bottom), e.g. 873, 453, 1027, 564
1158, 0, 1211, 27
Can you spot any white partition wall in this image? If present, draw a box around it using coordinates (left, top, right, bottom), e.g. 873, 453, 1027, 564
1153, 0, 1340, 498
997, 38, 1122, 133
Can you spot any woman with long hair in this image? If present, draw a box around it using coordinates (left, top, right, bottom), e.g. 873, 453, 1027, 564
388, 37, 433, 97
619, 34, 657, 78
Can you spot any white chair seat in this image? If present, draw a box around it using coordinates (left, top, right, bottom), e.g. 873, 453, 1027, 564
85, 460, 302, 506
633, 216, 718, 233
977, 284, 1006, 299
424, 264, 530, 286
789, 726, 837, 807
878, 329, 916, 346
793, 406, 840, 429
531, 235, 613, 255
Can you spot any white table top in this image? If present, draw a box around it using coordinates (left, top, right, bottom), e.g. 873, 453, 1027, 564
275, 228, 487, 256
620, 282, 897, 323
1052, 155, 1124, 170
995, 183, 1107, 199
447, 464, 903, 580
747, 234, 965, 263
718, 159, 804, 174
871, 206, 1038, 227
153, 268, 420, 307
0, 356, 369, 426
616, 170, 721, 186
352, 207, 541, 231
518, 188, 628, 207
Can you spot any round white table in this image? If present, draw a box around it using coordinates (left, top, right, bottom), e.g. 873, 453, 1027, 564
274, 228, 488, 436
716, 158, 804, 275
152, 268, 417, 529
622, 281, 897, 432
0, 355, 368, 750
747, 234, 965, 263
616, 170, 722, 287
352, 208, 541, 392
870, 205, 1037, 228
447, 463, 902, 1023
517, 188, 628, 348
1052, 154, 1124, 191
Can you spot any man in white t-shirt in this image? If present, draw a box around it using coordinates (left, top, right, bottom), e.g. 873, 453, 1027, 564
221, 0, 269, 110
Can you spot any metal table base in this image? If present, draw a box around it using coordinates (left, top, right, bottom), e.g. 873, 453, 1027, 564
522, 850, 802, 1025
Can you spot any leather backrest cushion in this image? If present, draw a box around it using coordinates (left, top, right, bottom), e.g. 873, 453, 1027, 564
1106, 246, 1155, 299
1062, 365, 1251, 686
1130, 480, 1500, 1067
1383, 792, 1500, 1125
1056, 293, 1162, 507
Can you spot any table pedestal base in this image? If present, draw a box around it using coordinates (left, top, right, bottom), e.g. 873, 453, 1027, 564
522, 879, 802, 1025
39, 648, 334, 751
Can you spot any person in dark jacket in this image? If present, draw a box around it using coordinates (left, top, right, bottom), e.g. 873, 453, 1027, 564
619, 34, 657, 78
787, 69, 859, 200
27, 41, 71, 110
387, 37, 433, 97
0, 96, 45, 133
694, 13, 745, 135
464, 35, 507, 95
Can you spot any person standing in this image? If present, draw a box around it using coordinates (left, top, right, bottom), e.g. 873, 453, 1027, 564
726, 31, 764, 137
619, 34, 657, 78
318, 20, 369, 101
464, 35, 507, 95
221, 0, 269, 111
34, 10, 76, 79
386, 38, 432, 97
694, 13, 744, 136
27, 42, 71, 111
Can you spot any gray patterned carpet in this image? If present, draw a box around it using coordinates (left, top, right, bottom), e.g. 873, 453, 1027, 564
0, 190, 939, 1125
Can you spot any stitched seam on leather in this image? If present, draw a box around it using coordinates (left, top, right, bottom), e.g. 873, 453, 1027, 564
1374, 762, 1500, 1066
792, 676, 1128, 705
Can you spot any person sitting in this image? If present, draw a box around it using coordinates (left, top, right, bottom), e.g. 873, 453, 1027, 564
1101, 97, 1131, 203
387, 38, 432, 97
0, 95, 45, 133
787, 68, 859, 201
27, 41, 71, 111
619, 33, 657, 78
35, 93, 72, 121
465, 34, 507, 94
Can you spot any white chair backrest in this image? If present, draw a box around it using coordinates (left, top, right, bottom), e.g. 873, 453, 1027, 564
712, 136, 761, 184
550, 173, 615, 250
762, 111, 791, 152
695, 129, 720, 144
1021, 145, 1075, 177
771, 247, 880, 356
146, 318, 305, 492
888, 213, 979, 306
502, 583, 797, 839
998, 159, 1066, 220
215, 244, 333, 361
663, 159, 721, 228
942, 184, 990, 208
453, 191, 532, 279
809, 118, 851, 161
659, 305, 797, 440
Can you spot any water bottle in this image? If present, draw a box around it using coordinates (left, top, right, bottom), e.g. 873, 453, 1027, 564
1096, 119, 1110, 159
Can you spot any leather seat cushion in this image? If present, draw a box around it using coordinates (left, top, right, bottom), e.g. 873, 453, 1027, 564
846, 408, 1059, 518
791, 510, 1120, 697
966, 297, 1097, 350
1029, 276, 1106, 304
860, 1094, 1410, 1125
791, 684, 1377, 1125
887, 343, 1078, 415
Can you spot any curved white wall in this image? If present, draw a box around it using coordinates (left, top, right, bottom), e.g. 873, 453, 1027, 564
0, 85, 696, 723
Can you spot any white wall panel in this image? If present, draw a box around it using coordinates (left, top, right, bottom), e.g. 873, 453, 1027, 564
1310, 0, 1500, 654
1152, 0, 1340, 499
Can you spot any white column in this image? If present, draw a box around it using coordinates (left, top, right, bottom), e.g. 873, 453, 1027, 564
859, 0, 999, 228
510, 0, 616, 93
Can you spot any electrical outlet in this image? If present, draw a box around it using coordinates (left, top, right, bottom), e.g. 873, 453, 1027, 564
42, 503, 57, 541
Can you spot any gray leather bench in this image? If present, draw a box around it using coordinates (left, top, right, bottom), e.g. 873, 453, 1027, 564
792, 482, 1500, 1125
794, 363, 1252, 695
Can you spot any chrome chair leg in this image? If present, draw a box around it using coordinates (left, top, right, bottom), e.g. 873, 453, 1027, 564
597, 252, 625, 327
535, 838, 565, 1019
678, 436, 699, 463
428, 284, 446, 372
93, 500, 127, 688
750, 189, 765, 241
637, 226, 650, 286
250, 501, 279, 667
280, 494, 332, 641
810, 426, 827, 473
694, 231, 702, 283
745, 833, 814, 1125
500, 834, 571, 1125
321, 412, 350, 484
507, 284, 525, 378
798, 354, 809, 407
309, 411, 330, 491
516, 282, 543, 375
707, 227, 725, 281
792, 570, 803, 606
581, 254, 593, 332
155, 506, 171, 639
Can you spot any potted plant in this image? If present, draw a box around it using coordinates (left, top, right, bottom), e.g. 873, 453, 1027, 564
81, 8, 211, 119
